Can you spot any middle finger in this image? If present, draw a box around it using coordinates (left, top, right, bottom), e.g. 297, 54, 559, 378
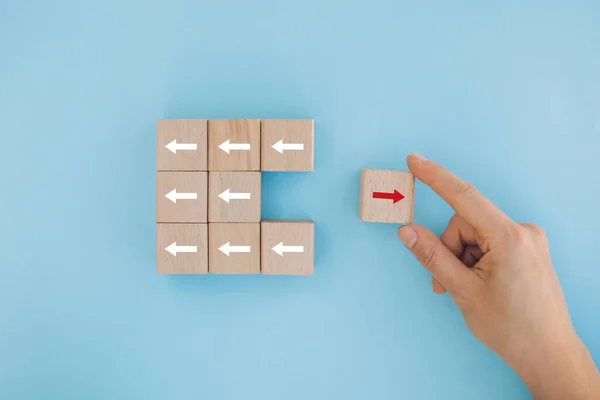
440, 214, 478, 258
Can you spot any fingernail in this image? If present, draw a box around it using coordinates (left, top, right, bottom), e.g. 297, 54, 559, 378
397, 226, 417, 249
409, 153, 427, 161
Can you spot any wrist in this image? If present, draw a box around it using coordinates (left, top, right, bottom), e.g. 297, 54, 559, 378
508, 331, 600, 399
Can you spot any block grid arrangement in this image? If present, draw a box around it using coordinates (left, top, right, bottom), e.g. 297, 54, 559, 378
156, 119, 314, 275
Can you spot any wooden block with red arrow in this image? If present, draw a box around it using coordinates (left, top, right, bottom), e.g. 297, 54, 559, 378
358, 169, 415, 224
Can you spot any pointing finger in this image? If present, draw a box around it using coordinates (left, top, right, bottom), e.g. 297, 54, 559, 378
407, 154, 512, 239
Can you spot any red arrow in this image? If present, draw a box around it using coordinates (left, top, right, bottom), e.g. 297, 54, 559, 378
372, 189, 405, 204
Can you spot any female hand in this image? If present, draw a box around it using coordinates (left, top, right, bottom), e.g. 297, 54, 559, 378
397, 154, 600, 400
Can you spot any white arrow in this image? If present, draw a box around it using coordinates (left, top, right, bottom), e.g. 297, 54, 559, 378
272, 242, 305, 256
272, 139, 304, 154
165, 242, 197, 256
218, 242, 251, 256
165, 189, 197, 204
218, 189, 251, 203
218, 140, 251, 154
165, 140, 197, 154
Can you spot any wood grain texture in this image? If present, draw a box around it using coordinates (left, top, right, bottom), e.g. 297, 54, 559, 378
359, 169, 415, 224
261, 220, 314, 275
156, 223, 208, 274
208, 172, 261, 222
208, 119, 260, 171
156, 119, 207, 171
261, 120, 314, 171
156, 172, 207, 223
209, 223, 260, 274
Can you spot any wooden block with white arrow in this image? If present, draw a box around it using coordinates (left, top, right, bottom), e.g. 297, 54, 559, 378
156, 223, 208, 274
209, 223, 260, 274
157, 119, 207, 171
261, 119, 314, 171
208, 172, 260, 222
261, 220, 314, 275
208, 119, 260, 171
157, 171, 207, 223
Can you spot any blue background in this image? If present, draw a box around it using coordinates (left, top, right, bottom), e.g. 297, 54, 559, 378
1, 1, 599, 399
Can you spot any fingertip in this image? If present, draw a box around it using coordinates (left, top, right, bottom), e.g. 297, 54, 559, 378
432, 278, 447, 294
409, 153, 428, 162
397, 225, 417, 249
402, 224, 473, 294
407, 153, 427, 169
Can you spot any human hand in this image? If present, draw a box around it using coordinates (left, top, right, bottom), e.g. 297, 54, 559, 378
397, 154, 600, 400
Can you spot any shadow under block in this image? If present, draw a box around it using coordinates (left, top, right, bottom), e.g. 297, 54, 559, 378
156, 223, 208, 274
156, 172, 208, 223
261, 220, 314, 275
208, 172, 261, 222
156, 119, 207, 171
208, 119, 260, 171
261, 120, 314, 171
358, 169, 415, 224
209, 223, 260, 274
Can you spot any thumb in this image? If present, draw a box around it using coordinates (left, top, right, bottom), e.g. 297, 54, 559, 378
397, 225, 474, 295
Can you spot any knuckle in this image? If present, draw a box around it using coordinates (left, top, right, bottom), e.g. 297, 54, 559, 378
490, 221, 517, 245
421, 246, 439, 273
509, 223, 528, 244
522, 223, 548, 244
448, 213, 461, 225
527, 223, 545, 235
455, 179, 477, 197
508, 223, 543, 249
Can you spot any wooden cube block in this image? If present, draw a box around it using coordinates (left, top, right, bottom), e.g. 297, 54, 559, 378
156, 172, 207, 223
209, 223, 260, 274
358, 169, 415, 224
208, 172, 260, 222
208, 119, 260, 171
156, 223, 208, 274
156, 119, 207, 171
261, 220, 314, 275
261, 120, 314, 171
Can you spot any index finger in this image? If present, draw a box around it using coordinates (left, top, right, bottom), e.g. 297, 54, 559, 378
406, 153, 512, 237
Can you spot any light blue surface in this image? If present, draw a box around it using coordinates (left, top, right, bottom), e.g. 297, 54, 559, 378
1, 1, 599, 399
